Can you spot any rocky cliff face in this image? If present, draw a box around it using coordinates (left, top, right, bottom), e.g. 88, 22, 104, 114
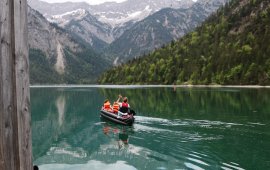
28, 0, 195, 52
29, 0, 228, 71
88, 0, 195, 26
29, 0, 227, 64
28, 7, 82, 63
53, 9, 113, 52
106, 0, 229, 63
28, 7, 109, 84
28, 0, 195, 25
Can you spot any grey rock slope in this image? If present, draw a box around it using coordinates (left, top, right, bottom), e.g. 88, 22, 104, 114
28, 0, 228, 66
106, 0, 228, 63
28, 0, 195, 51
28, 7, 110, 84
28, 0, 194, 25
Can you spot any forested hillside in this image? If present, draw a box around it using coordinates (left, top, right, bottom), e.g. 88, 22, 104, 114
99, 0, 270, 85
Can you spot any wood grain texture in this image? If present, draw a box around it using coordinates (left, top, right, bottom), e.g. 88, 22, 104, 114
0, 0, 32, 169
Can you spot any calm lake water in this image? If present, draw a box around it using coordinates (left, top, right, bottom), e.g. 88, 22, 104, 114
31, 86, 270, 170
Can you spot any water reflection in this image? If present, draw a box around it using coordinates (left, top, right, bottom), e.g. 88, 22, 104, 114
31, 87, 270, 170
99, 87, 270, 122
31, 87, 102, 164
39, 160, 137, 170
56, 95, 66, 127
101, 120, 134, 149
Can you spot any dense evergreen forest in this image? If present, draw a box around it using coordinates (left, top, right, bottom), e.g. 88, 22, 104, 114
98, 0, 270, 85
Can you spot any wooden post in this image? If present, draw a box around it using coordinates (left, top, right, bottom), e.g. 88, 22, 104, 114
0, 0, 32, 169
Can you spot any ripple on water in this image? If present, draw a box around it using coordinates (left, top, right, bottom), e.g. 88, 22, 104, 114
221, 162, 245, 170
135, 116, 244, 129
187, 157, 210, 166
133, 116, 243, 169
184, 162, 205, 170
247, 122, 266, 126
134, 116, 225, 143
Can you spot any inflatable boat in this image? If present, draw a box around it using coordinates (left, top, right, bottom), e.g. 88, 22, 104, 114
100, 109, 135, 126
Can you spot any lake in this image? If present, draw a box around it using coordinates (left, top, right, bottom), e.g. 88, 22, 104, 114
31, 86, 270, 170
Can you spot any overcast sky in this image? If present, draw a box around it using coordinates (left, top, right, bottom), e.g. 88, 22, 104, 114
40, 0, 128, 5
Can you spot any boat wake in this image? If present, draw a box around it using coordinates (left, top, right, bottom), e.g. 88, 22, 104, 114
131, 116, 249, 170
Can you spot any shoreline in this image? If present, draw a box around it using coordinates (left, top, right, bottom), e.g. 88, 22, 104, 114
30, 84, 270, 88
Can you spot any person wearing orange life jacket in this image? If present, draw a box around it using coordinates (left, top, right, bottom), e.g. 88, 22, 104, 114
103, 99, 112, 111
112, 102, 120, 114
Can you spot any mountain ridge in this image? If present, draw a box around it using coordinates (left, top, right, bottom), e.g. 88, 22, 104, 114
106, 0, 228, 63
28, 7, 110, 84
98, 0, 270, 85
28, 0, 195, 26
29, 0, 227, 63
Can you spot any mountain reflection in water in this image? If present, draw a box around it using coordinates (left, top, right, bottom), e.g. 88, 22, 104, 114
31, 87, 270, 170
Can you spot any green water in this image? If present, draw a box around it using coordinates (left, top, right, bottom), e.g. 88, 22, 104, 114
31, 86, 270, 170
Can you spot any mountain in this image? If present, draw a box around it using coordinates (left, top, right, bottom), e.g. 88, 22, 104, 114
29, 0, 226, 63
107, 0, 228, 62
28, 0, 195, 26
28, 7, 110, 84
27, 0, 89, 18
88, 0, 195, 26
27, 2, 119, 52
28, 0, 195, 52
54, 9, 113, 52
98, 0, 270, 85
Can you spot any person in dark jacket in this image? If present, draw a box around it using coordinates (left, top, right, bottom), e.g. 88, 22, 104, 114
116, 95, 130, 118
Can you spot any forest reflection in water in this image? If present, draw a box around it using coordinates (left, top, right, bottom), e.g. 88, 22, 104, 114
31, 86, 270, 170
99, 87, 270, 122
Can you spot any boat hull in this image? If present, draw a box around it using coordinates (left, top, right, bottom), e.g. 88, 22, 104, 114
100, 110, 135, 126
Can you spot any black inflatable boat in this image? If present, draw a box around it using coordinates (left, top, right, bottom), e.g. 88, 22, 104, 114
100, 109, 135, 126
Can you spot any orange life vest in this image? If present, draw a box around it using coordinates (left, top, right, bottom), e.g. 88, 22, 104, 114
113, 103, 119, 113
104, 102, 111, 110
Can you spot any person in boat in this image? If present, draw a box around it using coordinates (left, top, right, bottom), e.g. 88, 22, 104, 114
116, 95, 130, 118
103, 99, 112, 112
112, 102, 120, 114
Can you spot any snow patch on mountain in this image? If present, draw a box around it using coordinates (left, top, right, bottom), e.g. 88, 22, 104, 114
29, 0, 195, 27
48, 9, 87, 26
97, 5, 153, 27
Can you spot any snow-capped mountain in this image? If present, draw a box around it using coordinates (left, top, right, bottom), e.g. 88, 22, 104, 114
28, 0, 196, 52
46, 8, 88, 26
28, 0, 195, 27
63, 9, 114, 52
89, 0, 195, 27
106, 0, 229, 62
28, 0, 228, 65
27, 0, 88, 17
28, 0, 196, 46
28, 7, 110, 84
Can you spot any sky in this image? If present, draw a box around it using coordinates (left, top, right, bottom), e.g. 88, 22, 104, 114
40, 0, 128, 5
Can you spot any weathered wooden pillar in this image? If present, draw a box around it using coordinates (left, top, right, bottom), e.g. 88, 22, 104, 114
0, 0, 32, 169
